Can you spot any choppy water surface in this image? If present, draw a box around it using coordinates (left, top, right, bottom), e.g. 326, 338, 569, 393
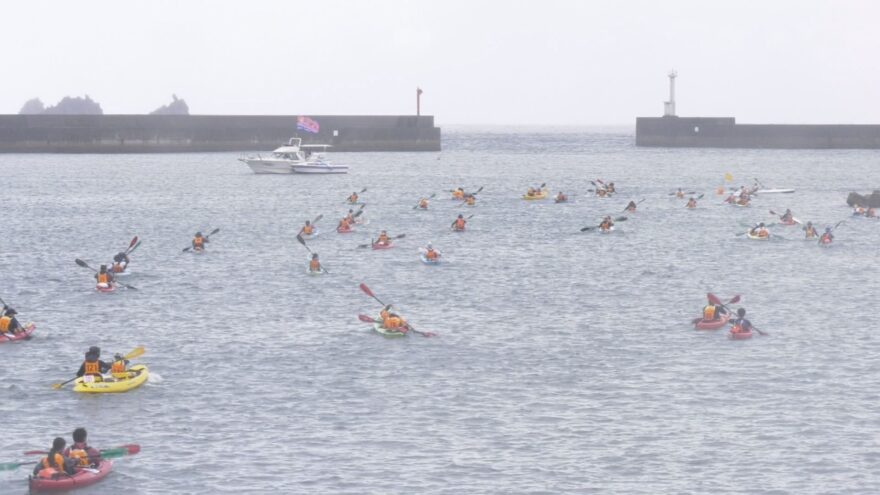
1, 128, 879, 494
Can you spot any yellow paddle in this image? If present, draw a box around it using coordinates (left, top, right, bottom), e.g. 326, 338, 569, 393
51, 346, 145, 390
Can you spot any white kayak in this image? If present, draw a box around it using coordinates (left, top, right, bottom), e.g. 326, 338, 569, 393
753, 188, 795, 194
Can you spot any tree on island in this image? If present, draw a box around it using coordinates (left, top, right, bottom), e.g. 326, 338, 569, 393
150, 94, 189, 115
18, 95, 103, 115
19, 98, 45, 114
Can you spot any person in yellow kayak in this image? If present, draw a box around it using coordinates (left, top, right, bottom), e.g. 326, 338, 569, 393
379, 305, 408, 333
308, 253, 323, 273
686, 197, 697, 208
0, 307, 24, 336
76, 347, 110, 381
749, 222, 769, 238
95, 265, 115, 289
625, 200, 637, 212
32, 437, 76, 478
110, 353, 130, 379
526, 187, 536, 197
63, 428, 101, 468
702, 297, 728, 321
803, 221, 818, 239
375, 230, 391, 247
555, 191, 567, 203
418, 197, 430, 209
347, 191, 359, 204
599, 216, 614, 232
452, 187, 464, 200
301, 220, 314, 236
192, 232, 208, 251
464, 194, 476, 206
424, 244, 440, 261
452, 214, 467, 231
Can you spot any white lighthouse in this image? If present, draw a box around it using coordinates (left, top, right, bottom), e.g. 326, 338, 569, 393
663, 70, 677, 117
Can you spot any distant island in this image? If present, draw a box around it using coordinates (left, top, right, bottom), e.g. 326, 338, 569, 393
17, 95, 189, 115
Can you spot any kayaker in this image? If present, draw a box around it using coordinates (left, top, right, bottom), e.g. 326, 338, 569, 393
724, 193, 737, 204
465, 194, 476, 206
606, 182, 616, 194
599, 216, 614, 232
675, 188, 684, 199
347, 191, 359, 204
852, 205, 865, 216
76, 347, 110, 379
418, 197, 429, 209
686, 197, 697, 208
555, 192, 567, 203
867, 207, 877, 218
344, 209, 356, 224
424, 244, 440, 261
736, 194, 750, 206
731, 308, 753, 334
379, 305, 408, 332
625, 200, 637, 212
0, 307, 24, 335
95, 265, 115, 289
702, 298, 728, 321
452, 187, 464, 200
301, 220, 314, 236
749, 222, 769, 238
452, 214, 467, 231
780, 209, 794, 223
32, 437, 75, 478
716, 185, 725, 195
337, 217, 352, 231
192, 232, 208, 251
376, 230, 391, 246
64, 428, 101, 468
526, 187, 536, 197
111, 252, 130, 273
596, 188, 608, 198
820, 227, 834, 244
308, 253, 322, 273
110, 353, 130, 379
803, 222, 818, 239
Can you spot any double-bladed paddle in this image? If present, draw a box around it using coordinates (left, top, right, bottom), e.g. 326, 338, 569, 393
580, 216, 628, 232
357, 234, 406, 249
75, 259, 137, 290
296, 235, 330, 274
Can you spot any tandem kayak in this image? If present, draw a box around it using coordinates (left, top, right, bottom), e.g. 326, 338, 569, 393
0, 322, 36, 343
729, 326, 753, 340
372, 322, 407, 338
73, 365, 149, 394
95, 284, 116, 293
372, 242, 393, 250
746, 231, 769, 240
694, 313, 730, 330
522, 189, 548, 200
29, 460, 113, 492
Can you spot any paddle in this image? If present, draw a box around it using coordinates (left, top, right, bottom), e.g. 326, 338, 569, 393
296, 235, 330, 274
52, 346, 145, 390
124, 236, 138, 255
708, 294, 767, 336
357, 234, 406, 249
75, 259, 137, 290
182, 227, 220, 253
450, 214, 475, 228
579, 216, 628, 232
2, 445, 140, 471
413, 193, 437, 209
622, 199, 645, 212
127, 240, 142, 255
357, 285, 435, 337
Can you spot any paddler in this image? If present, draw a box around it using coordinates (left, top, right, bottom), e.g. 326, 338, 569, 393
111, 252, 129, 273
606, 182, 616, 194
337, 217, 352, 231
731, 308, 753, 333
301, 220, 314, 236
675, 188, 684, 199
423, 244, 440, 261
555, 191, 567, 203
379, 305, 408, 333
452, 214, 467, 231
308, 253, 322, 273
465, 194, 476, 206
686, 197, 697, 208
376, 230, 391, 246
110, 353, 129, 379
32, 437, 75, 478
596, 188, 608, 198
780, 209, 794, 223
452, 187, 464, 200
749, 222, 769, 238
0, 307, 24, 336
192, 232, 208, 251
599, 215, 614, 232
347, 191, 359, 204
76, 347, 110, 380
820, 227, 834, 244
803, 221, 818, 238
625, 200, 637, 212
418, 197, 430, 209
702, 297, 728, 321
724, 193, 737, 204
736, 194, 750, 206
526, 187, 536, 197
64, 428, 101, 468
95, 265, 115, 289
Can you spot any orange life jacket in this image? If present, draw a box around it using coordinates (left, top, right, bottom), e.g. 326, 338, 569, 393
452, 190, 464, 199
97, 273, 110, 285
466, 196, 475, 205
0, 316, 10, 333
111, 360, 126, 374
112, 262, 124, 273
378, 234, 390, 244
703, 305, 716, 320
67, 448, 90, 467
84, 360, 100, 376
193, 237, 204, 248
454, 219, 466, 230
600, 221, 612, 230
348, 194, 358, 203
39, 453, 66, 476
687, 200, 696, 208
309, 259, 321, 271
303, 225, 313, 235
758, 229, 769, 238
426, 249, 438, 260
676, 192, 684, 198
419, 199, 428, 208
383, 315, 403, 329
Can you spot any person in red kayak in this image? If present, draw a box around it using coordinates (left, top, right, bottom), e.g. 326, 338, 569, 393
819, 227, 834, 244
94, 265, 115, 289
76, 347, 110, 380
702, 298, 728, 321
731, 308, 753, 333
33, 437, 76, 478
0, 307, 24, 336
375, 230, 391, 247
452, 214, 467, 231
63, 428, 101, 468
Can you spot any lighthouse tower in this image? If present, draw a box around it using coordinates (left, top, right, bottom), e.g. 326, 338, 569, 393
663, 70, 677, 117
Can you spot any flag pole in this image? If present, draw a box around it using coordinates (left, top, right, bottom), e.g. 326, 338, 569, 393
416, 87, 422, 116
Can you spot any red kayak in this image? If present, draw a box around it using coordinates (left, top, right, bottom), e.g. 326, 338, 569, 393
729, 325, 753, 340
29, 460, 113, 492
0, 323, 36, 343
337, 225, 353, 234
372, 242, 393, 250
819, 236, 833, 246
694, 313, 730, 330
95, 284, 115, 293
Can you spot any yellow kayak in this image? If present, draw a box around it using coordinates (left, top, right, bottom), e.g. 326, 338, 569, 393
73, 364, 149, 393
522, 189, 548, 200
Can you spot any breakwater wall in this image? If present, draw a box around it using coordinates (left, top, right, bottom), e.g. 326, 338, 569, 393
0, 115, 441, 153
636, 116, 880, 149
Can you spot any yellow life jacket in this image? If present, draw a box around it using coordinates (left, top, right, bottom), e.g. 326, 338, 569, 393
68, 448, 90, 467
0, 316, 10, 333
703, 305, 716, 320
40, 452, 66, 474
97, 273, 110, 285
303, 225, 313, 235
84, 360, 100, 376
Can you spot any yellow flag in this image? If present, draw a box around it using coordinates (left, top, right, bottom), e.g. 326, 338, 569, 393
724, 173, 733, 182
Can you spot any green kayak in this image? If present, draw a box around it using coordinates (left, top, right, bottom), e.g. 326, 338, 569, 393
372, 322, 407, 338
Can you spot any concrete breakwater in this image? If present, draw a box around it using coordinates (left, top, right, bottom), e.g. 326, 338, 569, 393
0, 114, 441, 153
636, 116, 880, 149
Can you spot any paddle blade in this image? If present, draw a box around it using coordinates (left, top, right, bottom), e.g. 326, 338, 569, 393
728, 295, 741, 304
124, 346, 145, 360
127, 236, 138, 250
360, 187, 367, 193
358, 314, 376, 323
359, 283, 374, 298
615, 216, 628, 222
75, 258, 90, 269
100, 444, 141, 459
395, 234, 406, 239
474, 186, 483, 194
296, 234, 307, 247
313, 214, 323, 224
0, 460, 25, 471
580, 226, 595, 232
707, 293, 721, 305
209, 228, 220, 236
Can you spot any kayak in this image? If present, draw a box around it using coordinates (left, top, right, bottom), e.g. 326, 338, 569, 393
372, 322, 407, 338
0, 322, 36, 343
73, 365, 149, 393
754, 188, 795, 194
746, 231, 769, 240
694, 313, 730, 330
554, 197, 568, 203
301, 230, 319, 239
732, 202, 751, 208
451, 226, 466, 232
522, 189, 548, 200
306, 266, 325, 275
95, 283, 116, 293
355, 218, 370, 226
599, 226, 615, 234
729, 326, 753, 340
372, 242, 393, 250
336, 225, 353, 233
780, 219, 798, 226
191, 248, 206, 255
819, 237, 833, 246
29, 460, 113, 492
420, 253, 441, 265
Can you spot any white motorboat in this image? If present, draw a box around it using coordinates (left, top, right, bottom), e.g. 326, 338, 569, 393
239, 138, 348, 174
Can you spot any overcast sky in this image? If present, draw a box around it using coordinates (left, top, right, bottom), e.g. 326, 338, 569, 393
2, 0, 878, 125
